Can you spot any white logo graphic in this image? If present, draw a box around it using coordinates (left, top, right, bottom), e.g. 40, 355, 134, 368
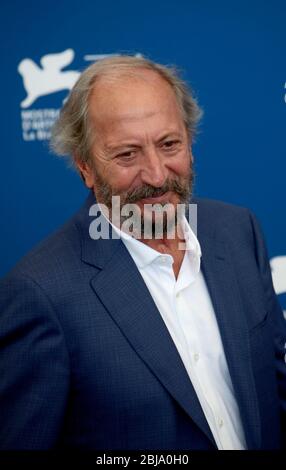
18, 48, 80, 109
18, 49, 137, 142
270, 256, 286, 319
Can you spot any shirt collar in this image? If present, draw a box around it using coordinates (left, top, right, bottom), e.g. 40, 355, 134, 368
100, 205, 202, 270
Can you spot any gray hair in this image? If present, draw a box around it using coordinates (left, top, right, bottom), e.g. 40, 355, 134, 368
50, 55, 203, 166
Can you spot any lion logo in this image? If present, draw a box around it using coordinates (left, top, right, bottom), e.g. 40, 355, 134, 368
18, 48, 80, 108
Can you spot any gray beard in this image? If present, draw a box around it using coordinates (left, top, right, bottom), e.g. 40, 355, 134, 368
93, 169, 194, 238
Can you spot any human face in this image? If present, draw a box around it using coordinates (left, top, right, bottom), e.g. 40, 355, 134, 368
79, 70, 193, 231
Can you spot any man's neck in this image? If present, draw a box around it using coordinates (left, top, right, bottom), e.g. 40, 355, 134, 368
98, 201, 186, 279
139, 232, 185, 279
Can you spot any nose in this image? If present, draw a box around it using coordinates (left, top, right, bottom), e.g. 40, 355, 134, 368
140, 148, 167, 188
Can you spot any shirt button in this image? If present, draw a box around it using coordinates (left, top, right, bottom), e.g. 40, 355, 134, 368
175, 292, 180, 298
218, 418, 224, 428
161, 257, 166, 263
193, 353, 199, 362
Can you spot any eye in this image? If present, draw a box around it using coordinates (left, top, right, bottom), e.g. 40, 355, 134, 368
162, 140, 181, 151
116, 150, 137, 161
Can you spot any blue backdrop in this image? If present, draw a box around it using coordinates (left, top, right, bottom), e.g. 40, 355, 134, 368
1, 0, 285, 313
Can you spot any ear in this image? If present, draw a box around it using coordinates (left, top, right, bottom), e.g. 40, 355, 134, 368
187, 133, 194, 162
188, 145, 194, 163
75, 158, 94, 189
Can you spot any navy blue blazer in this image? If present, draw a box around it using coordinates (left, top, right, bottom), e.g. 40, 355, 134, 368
0, 192, 286, 450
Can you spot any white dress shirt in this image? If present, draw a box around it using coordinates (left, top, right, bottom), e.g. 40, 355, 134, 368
109, 215, 247, 450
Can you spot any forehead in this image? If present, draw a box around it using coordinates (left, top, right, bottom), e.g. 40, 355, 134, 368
88, 69, 183, 127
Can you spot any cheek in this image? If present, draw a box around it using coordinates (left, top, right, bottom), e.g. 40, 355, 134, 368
106, 164, 140, 191
168, 153, 191, 176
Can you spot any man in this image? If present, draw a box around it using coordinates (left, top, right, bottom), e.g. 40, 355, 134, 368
0, 56, 285, 450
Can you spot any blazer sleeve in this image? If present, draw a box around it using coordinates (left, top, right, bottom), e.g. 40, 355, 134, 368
0, 274, 70, 449
248, 210, 286, 448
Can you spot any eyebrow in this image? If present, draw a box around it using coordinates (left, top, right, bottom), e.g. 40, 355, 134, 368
157, 131, 183, 143
105, 142, 141, 153
105, 131, 184, 150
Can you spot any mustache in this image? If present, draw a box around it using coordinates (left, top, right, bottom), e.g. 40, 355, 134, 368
121, 178, 189, 204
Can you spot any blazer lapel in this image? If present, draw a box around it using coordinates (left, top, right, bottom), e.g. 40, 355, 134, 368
91, 242, 215, 445
198, 218, 261, 449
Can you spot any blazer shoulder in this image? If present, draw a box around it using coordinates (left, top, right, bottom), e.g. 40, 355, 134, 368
193, 196, 254, 233
193, 196, 251, 218
2, 213, 81, 285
